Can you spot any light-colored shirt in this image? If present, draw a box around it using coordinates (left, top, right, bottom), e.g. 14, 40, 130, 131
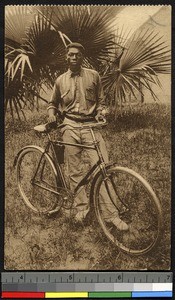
48, 67, 106, 118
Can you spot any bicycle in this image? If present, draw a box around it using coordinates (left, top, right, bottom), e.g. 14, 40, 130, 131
14, 121, 163, 255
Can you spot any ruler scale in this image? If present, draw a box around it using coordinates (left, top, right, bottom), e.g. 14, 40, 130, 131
1, 272, 173, 298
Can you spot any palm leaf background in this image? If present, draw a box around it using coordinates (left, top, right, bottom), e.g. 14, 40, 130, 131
5, 5, 123, 119
39, 6, 122, 70
102, 29, 171, 115
5, 6, 37, 46
5, 6, 171, 120
5, 7, 69, 119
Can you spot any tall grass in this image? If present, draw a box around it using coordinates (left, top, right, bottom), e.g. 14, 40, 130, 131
5, 103, 171, 270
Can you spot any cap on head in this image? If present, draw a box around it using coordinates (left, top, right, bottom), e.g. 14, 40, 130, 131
66, 42, 85, 54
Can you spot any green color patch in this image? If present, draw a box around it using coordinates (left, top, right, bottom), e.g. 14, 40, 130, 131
88, 292, 132, 298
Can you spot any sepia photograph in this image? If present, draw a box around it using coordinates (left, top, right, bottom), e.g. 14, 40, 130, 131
5, 5, 171, 270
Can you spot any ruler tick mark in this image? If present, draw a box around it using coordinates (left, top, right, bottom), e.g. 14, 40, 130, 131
3, 271, 172, 291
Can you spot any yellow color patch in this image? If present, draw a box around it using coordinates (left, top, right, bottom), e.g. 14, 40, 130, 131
45, 292, 88, 298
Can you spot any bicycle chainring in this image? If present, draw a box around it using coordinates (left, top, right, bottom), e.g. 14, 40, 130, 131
58, 188, 74, 209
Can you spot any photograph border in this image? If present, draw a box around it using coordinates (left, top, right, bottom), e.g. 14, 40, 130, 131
1, 0, 174, 297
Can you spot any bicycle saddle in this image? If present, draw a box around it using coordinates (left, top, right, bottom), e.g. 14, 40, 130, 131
34, 124, 48, 133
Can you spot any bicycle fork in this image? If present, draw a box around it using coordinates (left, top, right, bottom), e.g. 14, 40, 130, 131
90, 129, 129, 214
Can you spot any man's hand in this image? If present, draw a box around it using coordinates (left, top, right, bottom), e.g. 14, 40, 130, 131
95, 110, 106, 122
48, 115, 57, 123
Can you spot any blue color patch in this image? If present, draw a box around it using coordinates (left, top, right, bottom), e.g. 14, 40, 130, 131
132, 291, 172, 298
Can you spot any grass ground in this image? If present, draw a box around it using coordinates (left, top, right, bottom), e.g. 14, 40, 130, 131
5, 103, 171, 270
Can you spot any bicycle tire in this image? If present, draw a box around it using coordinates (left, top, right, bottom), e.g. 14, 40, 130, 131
93, 165, 162, 255
16, 146, 63, 214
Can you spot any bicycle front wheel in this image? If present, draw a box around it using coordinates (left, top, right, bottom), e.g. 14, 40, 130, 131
16, 146, 63, 214
93, 165, 162, 255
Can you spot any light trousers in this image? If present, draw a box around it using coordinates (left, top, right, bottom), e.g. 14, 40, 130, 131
61, 118, 118, 219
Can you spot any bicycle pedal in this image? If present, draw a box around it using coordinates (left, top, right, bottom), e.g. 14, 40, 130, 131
45, 210, 60, 218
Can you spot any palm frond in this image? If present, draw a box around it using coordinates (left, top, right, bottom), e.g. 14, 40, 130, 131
38, 6, 121, 69
103, 29, 171, 112
5, 6, 37, 45
120, 29, 171, 73
25, 12, 66, 67
5, 76, 27, 120
6, 49, 33, 81
5, 8, 69, 120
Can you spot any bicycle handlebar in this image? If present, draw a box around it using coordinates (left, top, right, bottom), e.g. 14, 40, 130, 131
57, 120, 107, 130
34, 120, 107, 134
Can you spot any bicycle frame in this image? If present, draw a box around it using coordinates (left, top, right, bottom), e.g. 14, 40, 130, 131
30, 123, 124, 210
46, 126, 108, 197
15, 122, 163, 255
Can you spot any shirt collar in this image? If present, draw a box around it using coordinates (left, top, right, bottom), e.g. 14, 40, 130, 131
68, 67, 83, 78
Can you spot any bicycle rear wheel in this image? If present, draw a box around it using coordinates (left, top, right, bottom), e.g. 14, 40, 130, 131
16, 146, 63, 214
93, 165, 162, 255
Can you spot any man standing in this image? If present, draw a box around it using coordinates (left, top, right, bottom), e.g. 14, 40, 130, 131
48, 42, 128, 231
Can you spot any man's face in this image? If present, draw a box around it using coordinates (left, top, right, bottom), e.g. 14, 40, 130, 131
67, 47, 83, 68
